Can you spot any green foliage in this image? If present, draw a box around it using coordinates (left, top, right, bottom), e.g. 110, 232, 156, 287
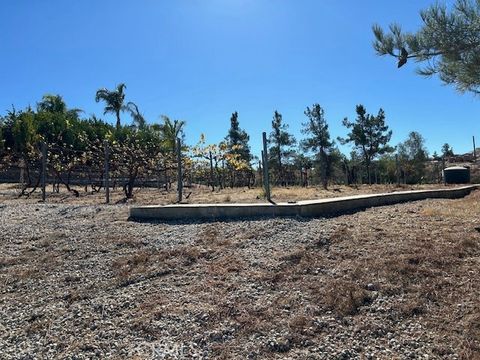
268, 110, 296, 185
0, 93, 188, 198
0, 90, 442, 190
398, 131, 429, 184
441, 143, 454, 157
301, 104, 334, 188
110, 125, 167, 198
126, 102, 147, 129
376, 154, 397, 184
0, 118, 4, 154
160, 115, 186, 153
340, 105, 393, 184
301, 104, 333, 153
37, 94, 68, 114
95, 83, 127, 128
225, 111, 252, 164
192, 134, 251, 190
11, 110, 38, 158
373, 0, 480, 93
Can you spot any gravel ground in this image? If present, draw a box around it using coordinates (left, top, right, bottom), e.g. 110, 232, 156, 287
0, 191, 479, 359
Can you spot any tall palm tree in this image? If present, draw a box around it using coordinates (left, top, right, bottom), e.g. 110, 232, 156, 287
160, 115, 185, 153
95, 83, 126, 129
126, 102, 146, 129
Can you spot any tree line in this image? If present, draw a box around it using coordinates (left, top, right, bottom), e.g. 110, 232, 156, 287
0, 84, 454, 199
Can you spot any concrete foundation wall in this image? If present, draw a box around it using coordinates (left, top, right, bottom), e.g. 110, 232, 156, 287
129, 185, 478, 221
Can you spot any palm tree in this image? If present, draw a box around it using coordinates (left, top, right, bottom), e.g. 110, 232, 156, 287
37, 94, 67, 113
126, 102, 146, 129
160, 115, 185, 152
95, 83, 126, 129
37, 94, 83, 119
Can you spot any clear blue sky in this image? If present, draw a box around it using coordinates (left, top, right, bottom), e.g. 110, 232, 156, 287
0, 0, 477, 157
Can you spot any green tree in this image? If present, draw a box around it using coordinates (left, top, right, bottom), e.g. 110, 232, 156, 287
37, 94, 67, 114
340, 105, 393, 184
225, 111, 252, 163
301, 104, 334, 189
160, 115, 186, 153
373, 0, 480, 94
95, 83, 127, 129
398, 131, 429, 184
224, 112, 253, 187
0, 118, 4, 154
126, 102, 147, 129
377, 154, 397, 184
292, 152, 313, 187
37, 94, 83, 119
268, 110, 296, 186
441, 143, 454, 157
110, 126, 165, 198
11, 110, 38, 157
36, 96, 86, 151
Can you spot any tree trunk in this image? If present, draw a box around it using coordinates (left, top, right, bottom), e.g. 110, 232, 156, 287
365, 161, 371, 185
277, 148, 283, 186
124, 168, 138, 199
52, 168, 79, 197
115, 111, 121, 129
344, 160, 350, 185
321, 148, 328, 190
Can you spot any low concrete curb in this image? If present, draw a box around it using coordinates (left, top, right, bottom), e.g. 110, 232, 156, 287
129, 185, 479, 221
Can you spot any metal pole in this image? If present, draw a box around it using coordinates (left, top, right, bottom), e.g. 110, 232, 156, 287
41, 142, 47, 202
176, 137, 183, 203
262, 132, 271, 201
104, 141, 110, 204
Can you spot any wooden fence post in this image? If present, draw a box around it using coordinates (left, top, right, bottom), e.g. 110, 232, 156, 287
104, 141, 110, 204
176, 137, 183, 203
473, 136, 477, 163
209, 150, 214, 191
41, 142, 47, 202
262, 132, 271, 201
395, 154, 400, 186
442, 156, 446, 185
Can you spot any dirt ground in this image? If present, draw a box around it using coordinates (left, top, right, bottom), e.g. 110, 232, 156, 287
0, 187, 479, 358
0, 182, 460, 206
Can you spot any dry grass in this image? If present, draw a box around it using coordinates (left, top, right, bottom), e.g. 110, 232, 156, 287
324, 280, 372, 316
2, 188, 480, 358
0, 182, 450, 205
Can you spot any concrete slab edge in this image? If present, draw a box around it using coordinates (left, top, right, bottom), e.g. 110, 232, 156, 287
129, 185, 479, 221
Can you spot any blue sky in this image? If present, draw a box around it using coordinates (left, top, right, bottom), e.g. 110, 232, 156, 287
0, 0, 477, 157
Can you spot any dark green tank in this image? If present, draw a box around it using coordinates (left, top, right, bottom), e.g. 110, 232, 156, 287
443, 166, 470, 184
